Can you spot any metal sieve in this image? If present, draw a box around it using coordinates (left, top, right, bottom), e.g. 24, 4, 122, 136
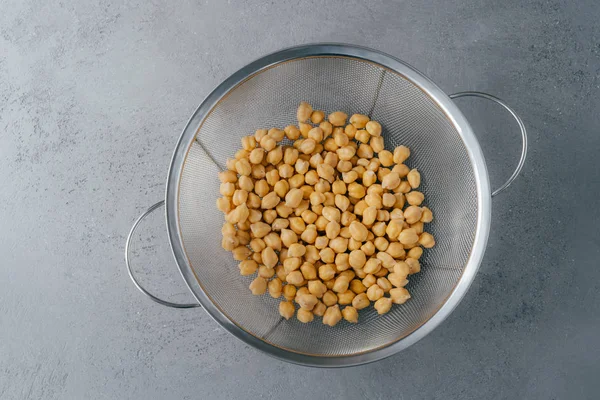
125, 44, 527, 367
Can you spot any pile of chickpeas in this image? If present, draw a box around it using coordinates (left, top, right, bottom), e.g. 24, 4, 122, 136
217, 102, 435, 327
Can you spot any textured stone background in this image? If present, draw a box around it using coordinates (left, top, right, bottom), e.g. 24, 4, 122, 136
1, 0, 599, 399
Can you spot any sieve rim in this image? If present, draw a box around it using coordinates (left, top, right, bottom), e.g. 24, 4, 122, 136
165, 43, 491, 367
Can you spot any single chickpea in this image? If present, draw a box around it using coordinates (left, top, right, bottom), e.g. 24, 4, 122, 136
237, 230, 251, 245
250, 221, 271, 238
349, 279, 367, 294
407, 246, 423, 260
319, 264, 336, 281
328, 111, 348, 126
288, 217, 305, 235
354, 129, 370, 143
322, 290, 338, 306
377, 277, 393, 292
259, 247, 277, 268
404, 206, 423, 224
349, 249, 367, 269
307, 280, 327, 298
392, 163, 410, 178
279, 300, 296, 319
405, 191, 425, 206
287, 243, 306, 258
282, 284, 297, 301
312, 301, 326, 317
216, 196, 232, 214
336, 145, 356, 161
337, 290, 355, 305
362, 206, 377, 226
296, 293, 318, 310
407, 169, 421, 188
258, 265, 275, 279
301, 226, 318, 244
364, 258, 382, 275
310, 110, 325, 124
297, 101, 313, 122
349, 113, 369, 128
365, 120, 382, 137
374, 297, 392, 314
374, 237, 389, 252
388, 273, 409, 288
342, 170, 359, 184
405, 258, 421, 274
298, 138, 316, 154
370, 136, 384, 153
296, 308, 313, 323
357, 143, 374, 159
238, 260, 258, 276
398, 228, 419, 246
342, 306, 359, 323
396, 181, 412, 194
249, 277, 267, 295
389, 287, 411, 304
347, 182, 366, 199
419, 232, 435, 248
393, 145, 410, 164
280, 229, 298, 248
351, 293, 370, 310
381, 172, 400, 190
335, 253, 350, 271
362, 274, 377, 288
325, 220, 341, 240
218, 170, 237, 183
323, 305, 342, 327
366, 284, 384, 301
284, 125, 301, 140
261, 192, 280, 210
231, 246, 251, 261
348, 221, 368, 242
286, 270, 305, 286
318, 120, 332, 136
421, 206, 433, 223
386, 243, 406, 259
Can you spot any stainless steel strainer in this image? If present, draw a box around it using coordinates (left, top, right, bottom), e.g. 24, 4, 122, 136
125, 44, 527, 367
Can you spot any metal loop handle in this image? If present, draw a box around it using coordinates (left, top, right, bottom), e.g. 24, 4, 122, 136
125, 200, 200, 308
449, 91, 528, 197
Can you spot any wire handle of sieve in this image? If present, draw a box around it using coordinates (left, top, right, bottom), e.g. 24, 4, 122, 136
125, 200, 201, 308
449, 91, 528, 197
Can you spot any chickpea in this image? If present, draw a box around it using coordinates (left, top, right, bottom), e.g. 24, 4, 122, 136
237, 260, 257, 276
348, 249, 367, 269
282, 284, 297, 301
365, 193, 383, 209
322, 305, 342, 327
349, 279, 367, 294
405, 191, 425, 206
304, 170, 319, 186
237, 230, 251, 245
419, 232, 435, 248
218, 170, 237, 183
405, 258, 421, 274
266, 278, 282, 298
389, 287, 411, 304
221, 234, 239, 251
381, 172, 400, 190
336, 145, 356, 161
407, 168, 421, 188
284, 125, 300, 141
279, 300, 296, 320
388, 273, 409, 288
374, 237, 389, 252
347, 221, 367, 242
301, 210, 317, 224
296, 293, 318, 311
249, 221, 270, 239
298, 138, 316, 154
366, 284, 384, 301
334, 253, 350, 272
280, 229, 298, 248
314, 235, 329, 250
347, 182, 366, 199
356, 143, 374, 159
312, 301, 326, 317
404, 206, 423, 224
332, 275, 350, 293
327, 111, 347, 127
407, 246, 423, 260
305, 245, 320, 263
249, 277, 267, 295
370, 136, 384, 153
316, 164, 335, 183
324, 220, 340, 240
421, 206, 433, 223
307, 280, 328, 298
362, 274, 377, 288
261, 247, 278, 268
349, 293, 368, 310
398, 228, 419, 246
362, 206, 377, 226
337, 290, 355, 305
318, 247, 334, 263
374, 297, 392, 314
386, 243, 406, 259
377, 277, 393, 292
288, 217, 305, 235
364, 258, 382, 275
342, 170, 359, 184
286, 270, 305, 286
314, 262, 335, 281
392, 163, 410, 178
258, 265, 275, 279
284, 243, 303, 258
251, 164, 266, 180
297, 101, 313, 123
322, 290, 338, 307
396, 181, 412, 194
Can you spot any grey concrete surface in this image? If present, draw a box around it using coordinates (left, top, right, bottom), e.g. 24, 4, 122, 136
1, 0, 599, 399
